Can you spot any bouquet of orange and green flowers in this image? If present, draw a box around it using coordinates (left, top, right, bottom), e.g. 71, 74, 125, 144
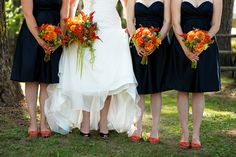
180, 28, 214, 69
38, 24, 62, 62
63, 11, 100, 77
132, 26, 161, 65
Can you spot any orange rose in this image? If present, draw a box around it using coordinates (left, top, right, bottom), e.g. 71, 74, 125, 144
142, 28, 151, 35
195, 30, 206, 41
45, 25, 55, 32
155, 38, 162, 46
187, 31, 195, 42
48, 32, 57, 41
136, 37, 144, 46
194, 43, 205, 53
144, 40, 155, 52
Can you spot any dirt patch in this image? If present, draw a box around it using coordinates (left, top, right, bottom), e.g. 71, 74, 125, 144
0, 105, 28, 129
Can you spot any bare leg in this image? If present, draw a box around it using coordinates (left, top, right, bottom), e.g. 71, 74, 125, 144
192, 93, 205, 144
81, 111, 90, 134
177, 91, 189, 142
25, 82, 39, 131
39, 83, 50, 131
99, 96, 111, 134
150, 93, 162, 138
132, 95, 145, 136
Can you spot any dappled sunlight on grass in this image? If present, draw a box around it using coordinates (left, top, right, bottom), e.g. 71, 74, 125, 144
226, 129, 236, 137
1, 76, 236, 156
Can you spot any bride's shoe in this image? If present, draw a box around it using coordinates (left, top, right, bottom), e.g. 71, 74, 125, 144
80, 131, 91, 137
98, 122, 109, 139
99, 132, 109, 139
80, 123, 90, 137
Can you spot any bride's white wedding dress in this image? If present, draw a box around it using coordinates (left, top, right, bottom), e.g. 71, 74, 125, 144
45, 0, 140, 135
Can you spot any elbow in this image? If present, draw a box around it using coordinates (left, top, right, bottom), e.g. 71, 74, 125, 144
22, 10, 33, 19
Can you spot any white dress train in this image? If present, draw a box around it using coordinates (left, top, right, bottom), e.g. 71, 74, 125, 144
45, 0, 140, 135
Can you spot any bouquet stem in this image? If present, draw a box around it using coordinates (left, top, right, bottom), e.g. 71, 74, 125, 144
77, 46, 85, 78
44, 54, 51, 62
192, 62, 197, 69
141, 56, 148, 65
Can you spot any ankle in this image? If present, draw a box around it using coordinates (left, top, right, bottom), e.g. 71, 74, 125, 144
29, 120, 37, 129
192, 136, 200, 143
151, 128, 159, 138
180, 132, 189, 141
81, 123, 90, 133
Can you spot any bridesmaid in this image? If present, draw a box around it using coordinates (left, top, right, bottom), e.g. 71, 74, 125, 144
127, 0, 171, 143
11, 0, 70, 137
170, 0, 222, 148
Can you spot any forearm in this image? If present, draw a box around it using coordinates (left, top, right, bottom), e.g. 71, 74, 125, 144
159, 20, 171, 40
24, 14, 40, 42
173, 23, 189, 52
60, 0, 70, 31
126, 0, 136, 36
21, 0, 40, 42
208, 25, 220, 38
208, 0, 222, 38
69, 0, 80, 17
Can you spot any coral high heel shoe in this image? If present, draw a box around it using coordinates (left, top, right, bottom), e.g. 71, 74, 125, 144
28, 130, 39, 137
148, 136, 160, 144
130, 135, 142, 142
178, 141, 190, 149
191, 142, 201, 149
40, 130, 51, 138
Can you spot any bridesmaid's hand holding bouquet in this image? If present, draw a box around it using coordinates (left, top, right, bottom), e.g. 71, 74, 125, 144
180, 28, 214, 69
38, 24, 62, 62
132, 26, 162, 65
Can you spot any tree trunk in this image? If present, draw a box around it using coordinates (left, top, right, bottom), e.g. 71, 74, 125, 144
218, 0, 234, 50
218, 0, 234, 66
0, 0, 23, 107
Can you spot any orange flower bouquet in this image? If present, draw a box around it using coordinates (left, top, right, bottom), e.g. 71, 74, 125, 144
132, 26, 161, 65
63, 11, 100, 77
38, 24, 62, 62
180, 28, 214, 69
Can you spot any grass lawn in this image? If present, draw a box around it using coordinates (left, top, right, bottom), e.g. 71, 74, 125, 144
0, 73, 236, 157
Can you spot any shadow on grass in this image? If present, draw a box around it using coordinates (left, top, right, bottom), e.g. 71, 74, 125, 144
0, 105, 28, 131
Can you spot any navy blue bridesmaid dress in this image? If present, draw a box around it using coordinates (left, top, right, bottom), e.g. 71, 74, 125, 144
168, 1, 221, 92
11, 0, 62, 83
130, 1, 170, 94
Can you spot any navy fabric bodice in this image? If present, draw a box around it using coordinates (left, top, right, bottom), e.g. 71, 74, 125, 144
135, 1, 164, 29
33, 0, 62, 12
181, 1, 213, 32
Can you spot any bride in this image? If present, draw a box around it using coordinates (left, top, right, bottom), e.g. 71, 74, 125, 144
45, 0, 140, 138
